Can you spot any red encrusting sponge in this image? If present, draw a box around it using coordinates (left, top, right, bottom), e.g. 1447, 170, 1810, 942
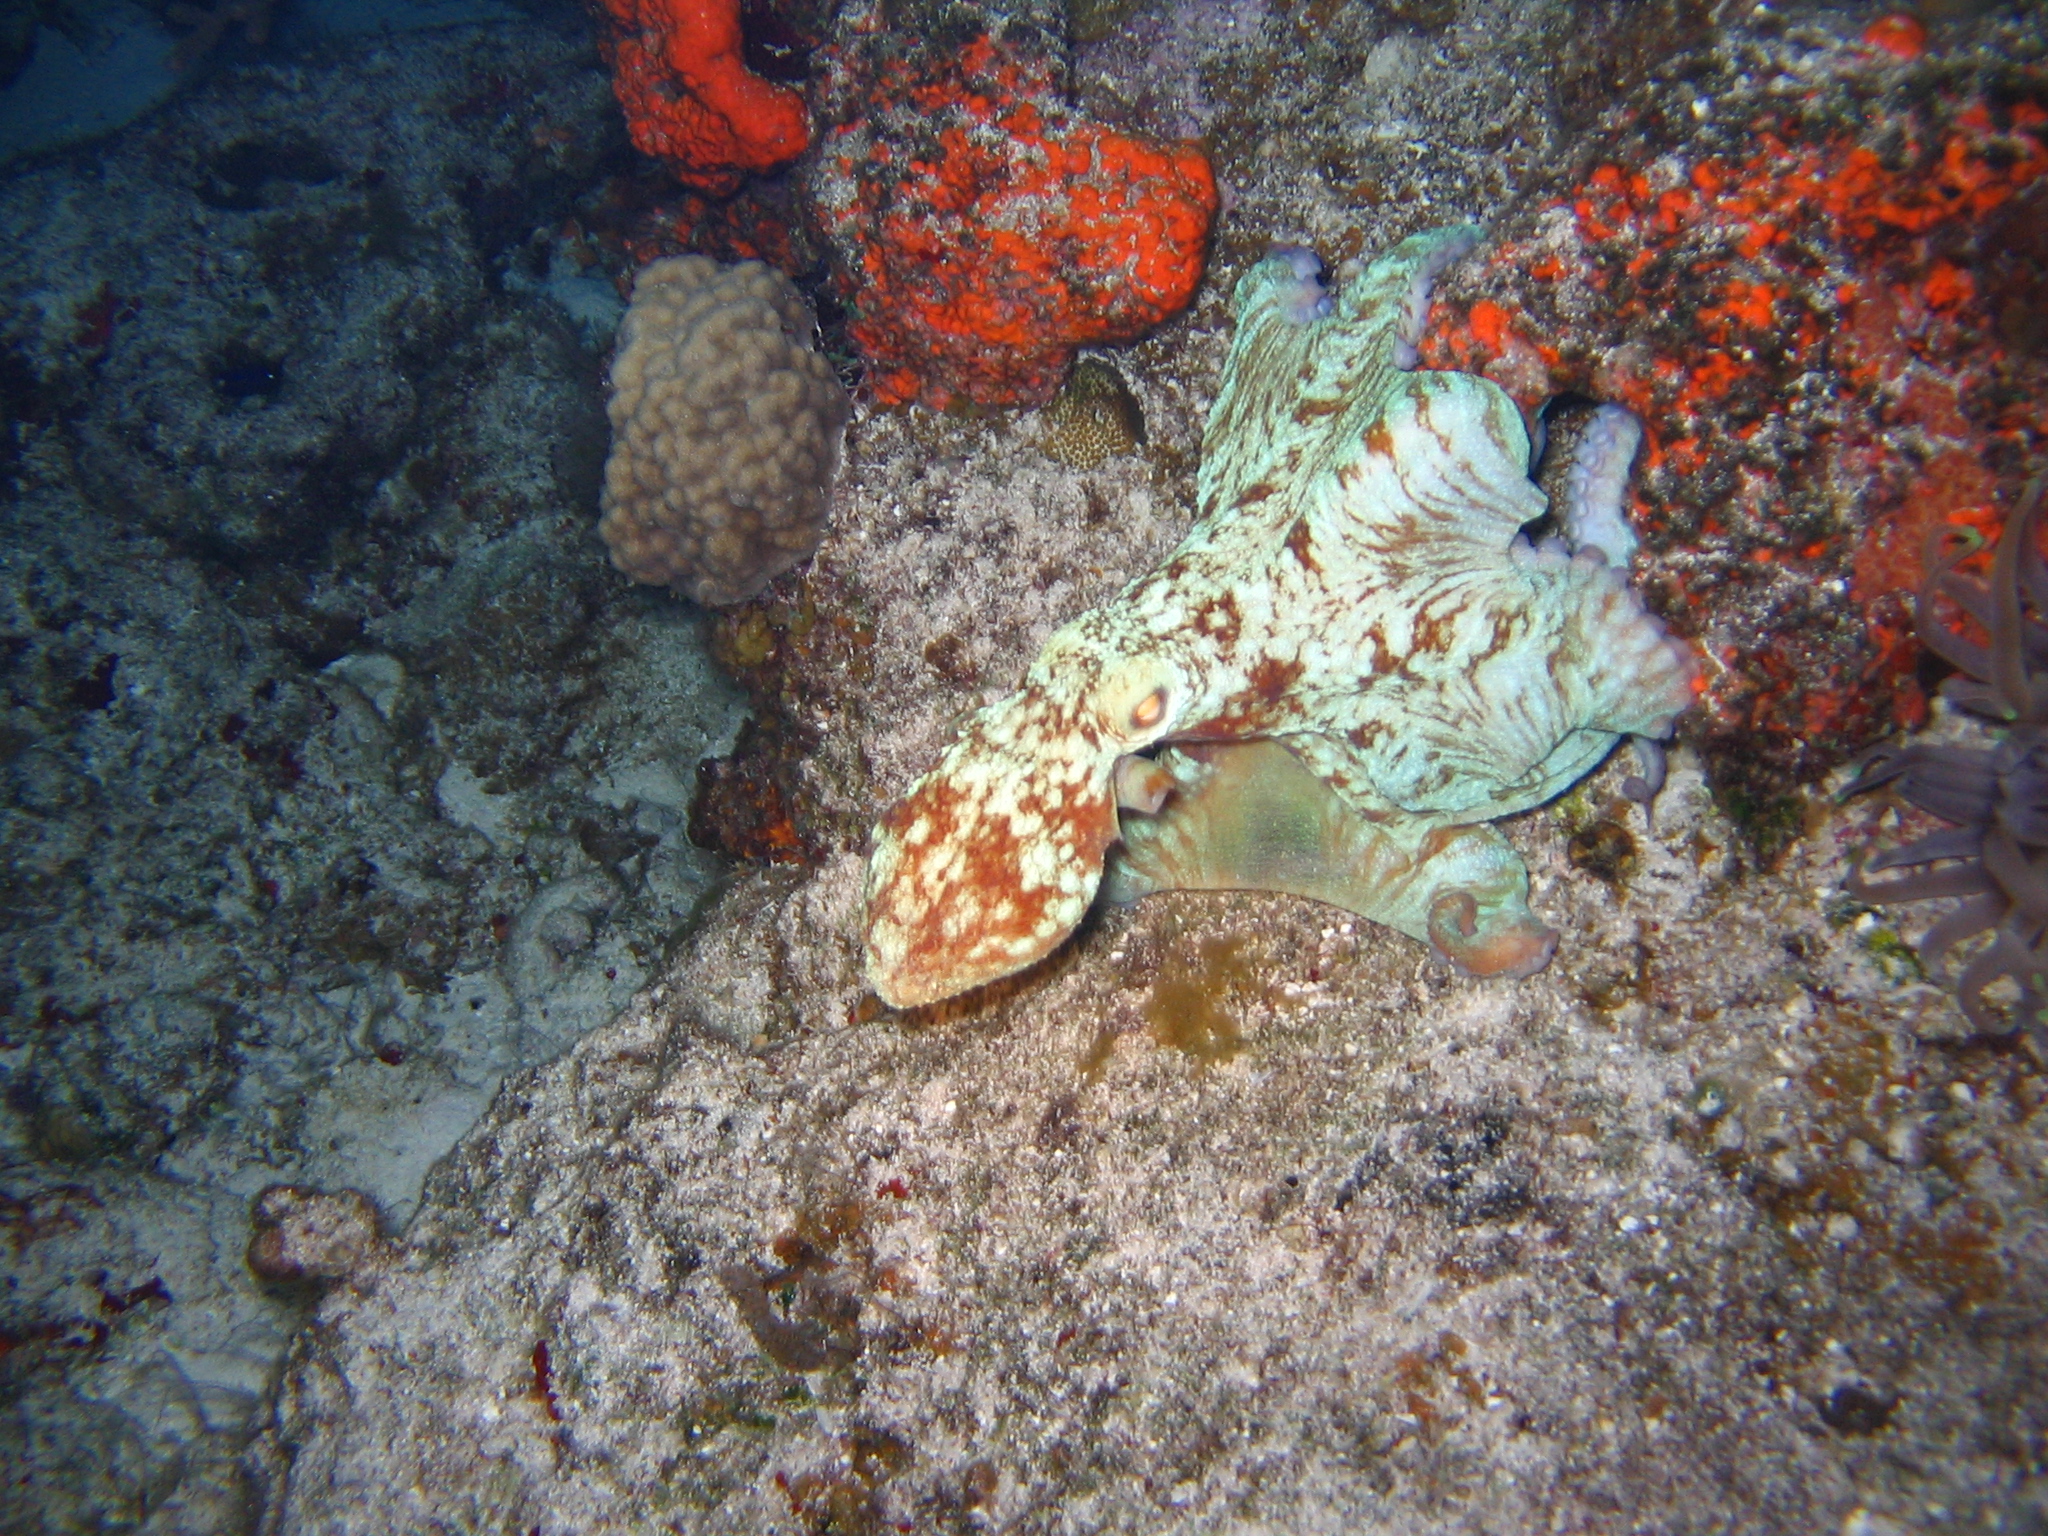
596, 0, 810, 195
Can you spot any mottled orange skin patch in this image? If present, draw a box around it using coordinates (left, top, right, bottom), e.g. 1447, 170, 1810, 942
873, 788, 1101, 1001
1200, 655, 1309, 736
865, 690, 1124, 1007
1190, 592, 1244, 655
1285, 517, 1321, 574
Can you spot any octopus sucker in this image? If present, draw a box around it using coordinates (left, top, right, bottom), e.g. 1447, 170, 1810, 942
863, 226, 1695, 1009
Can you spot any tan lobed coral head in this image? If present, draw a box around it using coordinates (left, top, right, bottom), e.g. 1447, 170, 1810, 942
599, 256, 851, 607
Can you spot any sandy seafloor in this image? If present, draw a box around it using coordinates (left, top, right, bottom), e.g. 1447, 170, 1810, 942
1, 1, 2045, 1532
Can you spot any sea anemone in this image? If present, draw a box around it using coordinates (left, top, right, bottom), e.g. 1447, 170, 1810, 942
1843, 476, 2048, 1040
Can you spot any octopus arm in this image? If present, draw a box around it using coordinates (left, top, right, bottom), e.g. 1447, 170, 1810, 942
1546, 543, 1697, 742
1106, 739, 1556, 978
1307, 368, 1545, 573
863, 694, 1123, 1008
1198, 226, 1486, 536
1288, 541, 1692, 823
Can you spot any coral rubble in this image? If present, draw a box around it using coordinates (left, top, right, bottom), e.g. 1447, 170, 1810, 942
0, 22, 746, 1528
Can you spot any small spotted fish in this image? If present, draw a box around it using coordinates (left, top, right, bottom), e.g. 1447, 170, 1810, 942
1040, 358, 1146, 470
864, 226, 1694, 1008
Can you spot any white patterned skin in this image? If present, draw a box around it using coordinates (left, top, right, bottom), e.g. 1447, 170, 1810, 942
864, 227, 1695, 1008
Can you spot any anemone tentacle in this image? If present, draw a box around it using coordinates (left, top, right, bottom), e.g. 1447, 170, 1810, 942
1845, 476, 2048, 1043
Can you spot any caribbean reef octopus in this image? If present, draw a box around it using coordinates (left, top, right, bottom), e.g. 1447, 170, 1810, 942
864, 226, 1696, 1008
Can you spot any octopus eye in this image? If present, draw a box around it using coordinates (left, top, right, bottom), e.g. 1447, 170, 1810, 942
1092, 655, 1182, 741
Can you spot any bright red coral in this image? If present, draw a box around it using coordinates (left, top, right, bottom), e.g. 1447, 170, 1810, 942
596, 0, 809, 195
811, 34, 1217, 410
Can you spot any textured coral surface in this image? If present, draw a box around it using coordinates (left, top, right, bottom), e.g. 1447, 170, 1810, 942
257, 810, 2048, 1534
0, 23, 747, 1529
599, 255, 850, 605
810, 14, 1217, 409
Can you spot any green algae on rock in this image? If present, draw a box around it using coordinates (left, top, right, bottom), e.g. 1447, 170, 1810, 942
863, 228, 1695, 1008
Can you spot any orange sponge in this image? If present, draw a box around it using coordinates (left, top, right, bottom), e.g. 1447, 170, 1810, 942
597, 0, 809, 195
813, 35, 1216, 410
